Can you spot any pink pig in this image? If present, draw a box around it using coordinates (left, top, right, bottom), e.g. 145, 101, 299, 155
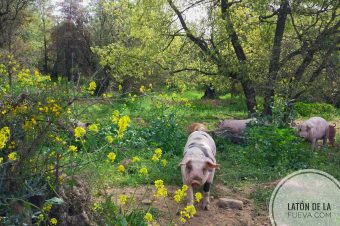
297, 117, 329, 147
180, 131, 219, 210
218, 118, 255, 134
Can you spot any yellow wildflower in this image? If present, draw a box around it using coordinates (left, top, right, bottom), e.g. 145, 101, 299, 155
68, 145, 78, 152
139, 167, 148, 175
50, 217, 57, 225
88, 124, 99, 133
0, 126, 10, 150
139, 85, 145, 93
117, 115, 130, 139
118, 84, 122, 92
88, 81, 96, 94
154, 148, 162, 157
117, 164, 125, 173
144, 212, 154, 222
151, 154, 159, 162
111, 110, 120, 124
8, 152, 17, 161
107, 152, 116, 162
74, 127, 86, 138
174, 185, 188, 203
42, 203, 52, 212
105, 135, 113, 144
195, 192, 203, 203
0, 157, 3, 164
180, 205, 196, 223
132, 156, 140, 162
154, 179, 167, 198
161, 159, 167, 166
118, 195, 128, 205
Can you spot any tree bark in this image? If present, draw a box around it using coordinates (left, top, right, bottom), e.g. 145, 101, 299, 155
221, 0, 256, 113
263, 0, 289, 116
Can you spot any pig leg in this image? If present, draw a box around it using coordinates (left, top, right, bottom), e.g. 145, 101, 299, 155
202, 169, 215, 210
311, 138, 317, 147
186, 185, 194, 206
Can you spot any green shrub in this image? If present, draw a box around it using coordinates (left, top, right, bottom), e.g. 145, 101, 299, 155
243, 125, 315, 170
294, 102, 337, 119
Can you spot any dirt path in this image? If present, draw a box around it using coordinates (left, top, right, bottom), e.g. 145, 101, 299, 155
107, 183, 270, 226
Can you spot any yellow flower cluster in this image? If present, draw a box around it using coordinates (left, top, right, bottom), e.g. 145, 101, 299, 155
111, 110, 131, 139
144, 212, 154, 222
107, 152, 116, 162
117, 164, 125, 173
74, 127, 86, 138
111, 110, 120, 124
195, 192, 202, 203
38, 99, 62, 117
88, 124, 99, 133
117, 115, 131, 139
88, 81, 97, 95
105, 135, 113, 144
118, 195, 128, 205
68, 145, 78, 152
154, 179, 167, 198
42, 203, 52, 212
180, 205, 196, 223
174, 185, 188, 203
0, 127, 10, 150
151, 148, 162, 162
139, 85, 145, 93
139, 167, 148, 175
50, 217, 58, 225
161, 159, 167, 167
132, 156, 140, 162
8, 152, 17, 161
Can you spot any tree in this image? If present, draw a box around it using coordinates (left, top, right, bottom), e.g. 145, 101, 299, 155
167, 0, 339, 117
262, 0, 339, 119
0, 0, 33, 49
50, 0, 94, 81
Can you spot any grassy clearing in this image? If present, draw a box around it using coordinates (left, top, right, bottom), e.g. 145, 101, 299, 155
75, 90, 340, 213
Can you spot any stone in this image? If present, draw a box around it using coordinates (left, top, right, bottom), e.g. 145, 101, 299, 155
217, 198, 243, 210
141, 199, 152, 205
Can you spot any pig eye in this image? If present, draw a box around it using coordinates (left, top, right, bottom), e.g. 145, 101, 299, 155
186, 165, 192, 171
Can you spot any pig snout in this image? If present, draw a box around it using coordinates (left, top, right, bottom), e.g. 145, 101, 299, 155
190, 176, 202, 187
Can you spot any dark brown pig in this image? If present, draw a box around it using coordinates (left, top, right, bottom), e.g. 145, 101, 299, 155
328, 123, 336, 147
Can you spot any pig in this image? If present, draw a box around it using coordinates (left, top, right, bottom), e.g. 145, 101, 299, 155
328, 123, 336, 147
180, 131, 219, 210
297, 117, 329, 147
187, 122, 208, 134
218, 118, 256, 134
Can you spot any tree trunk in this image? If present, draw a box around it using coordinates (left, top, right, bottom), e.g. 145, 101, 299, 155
221, 0, 257, 113
202, 83, 216, 99
263, 0, 289, 116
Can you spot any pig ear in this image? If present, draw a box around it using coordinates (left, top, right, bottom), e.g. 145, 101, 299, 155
205, 160, 220, 169
179, 159, 191, 167
306, 125, 311, 131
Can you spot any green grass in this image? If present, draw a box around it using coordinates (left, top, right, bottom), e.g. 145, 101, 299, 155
74, 90, 340, 211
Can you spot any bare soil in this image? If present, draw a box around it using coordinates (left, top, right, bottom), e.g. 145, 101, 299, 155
106, 183, 271, 226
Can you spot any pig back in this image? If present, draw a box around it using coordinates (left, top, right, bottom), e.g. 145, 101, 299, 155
185, 131, 216, 158
305, 117, 329, 139
219, 119, 254, 134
